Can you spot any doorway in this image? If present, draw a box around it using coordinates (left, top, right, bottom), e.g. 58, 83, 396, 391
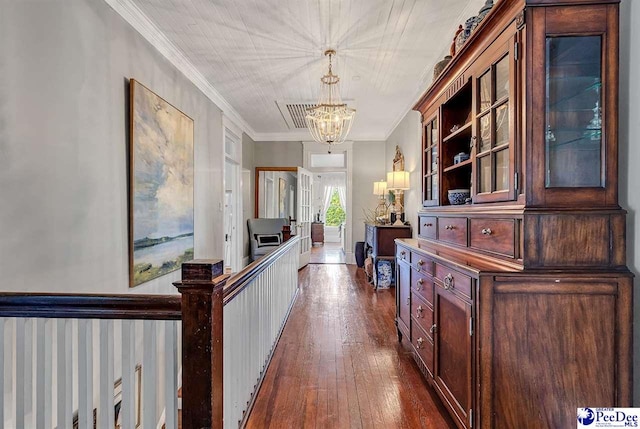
309, 172, 346, 264
303, 141, 351, 265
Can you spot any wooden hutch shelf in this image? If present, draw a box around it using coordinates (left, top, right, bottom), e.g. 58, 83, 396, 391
396, 1, 631, 428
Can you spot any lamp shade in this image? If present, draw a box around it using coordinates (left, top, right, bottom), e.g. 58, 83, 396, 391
373, 180, 387, 196
386, 171, 410, 190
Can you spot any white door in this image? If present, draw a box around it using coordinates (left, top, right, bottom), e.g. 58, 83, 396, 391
224, 158, 240, 273
297, 167, 313, 268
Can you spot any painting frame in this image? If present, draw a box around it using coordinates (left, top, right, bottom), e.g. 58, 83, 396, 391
129, 79, 195, 287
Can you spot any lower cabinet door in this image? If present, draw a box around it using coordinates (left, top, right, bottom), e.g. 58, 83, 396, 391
397, 259, 411, 338
434, 286, 472, 428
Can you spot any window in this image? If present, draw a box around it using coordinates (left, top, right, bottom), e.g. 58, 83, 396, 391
325, 189, 345, 226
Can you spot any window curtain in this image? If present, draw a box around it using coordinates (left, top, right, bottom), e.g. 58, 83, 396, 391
321, 186, 333, 222
336, 186, 346, 212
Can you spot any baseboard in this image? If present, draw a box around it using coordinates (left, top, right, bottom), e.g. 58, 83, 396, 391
345, 251, 356, 264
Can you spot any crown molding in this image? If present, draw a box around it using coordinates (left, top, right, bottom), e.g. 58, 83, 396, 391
252, 130, 387, 142
104, 0, 257, 140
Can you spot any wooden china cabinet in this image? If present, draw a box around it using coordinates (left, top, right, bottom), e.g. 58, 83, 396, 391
395, 1, 632, 428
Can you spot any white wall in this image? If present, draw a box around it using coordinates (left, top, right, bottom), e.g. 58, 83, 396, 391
619, 0, 639, 405
353, 141, 388, 245
242, 133, 256, 261
385, 111, 423, 233
253, 141, 303, 167
0, 0, 225, 294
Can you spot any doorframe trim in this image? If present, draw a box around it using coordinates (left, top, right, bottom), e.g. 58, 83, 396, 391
302, 142, 354, 264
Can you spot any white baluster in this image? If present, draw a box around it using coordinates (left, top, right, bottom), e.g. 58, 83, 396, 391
98, 320, 114, 429
57, 319, 72, 429
121, 320, 136, 429
24, 319, 33, 425
164, 321, 178, 429
77, 319, 93, 429
35, 319, 53, 429
142, 320, 157, 427
0, 318, 4, 429
15, 318, 25, 429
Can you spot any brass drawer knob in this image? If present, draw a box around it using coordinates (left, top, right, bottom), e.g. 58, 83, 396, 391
444, 273, 455, 290
406, 297, 410, 306
416, 337, 424, 349
445, 224, 455, 230
416, 278, 424, 290
416, 305, 424, 317
429, 324, 437, 334
481, 228, 493, 236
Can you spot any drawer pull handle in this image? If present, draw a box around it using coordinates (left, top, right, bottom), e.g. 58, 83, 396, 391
400, 250, 406, 259
416, 337, 425, 349
416, 278, 424, 290
481, 228, 493, 236
406, 297, 410, 306
444, 273, 455, 290
424, 223, 433, 227
429, 324, 437, 334
416, 305, 424, 317
445, 224, 455, 230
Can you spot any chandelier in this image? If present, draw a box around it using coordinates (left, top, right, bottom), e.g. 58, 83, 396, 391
305, 49, 356, 146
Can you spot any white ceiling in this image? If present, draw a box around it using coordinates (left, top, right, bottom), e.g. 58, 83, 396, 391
120, 0, 485, 141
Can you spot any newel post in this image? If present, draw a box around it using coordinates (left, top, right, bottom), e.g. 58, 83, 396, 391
174, 259, 228, 429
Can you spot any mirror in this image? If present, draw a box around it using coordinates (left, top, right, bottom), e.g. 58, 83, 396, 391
255, 167, 298, 222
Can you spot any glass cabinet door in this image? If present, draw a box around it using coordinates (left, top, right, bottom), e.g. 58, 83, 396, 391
528, 4, 617, 207
423, 115, 439, 206
545, 36, 602, 188
473, 38, 516, 203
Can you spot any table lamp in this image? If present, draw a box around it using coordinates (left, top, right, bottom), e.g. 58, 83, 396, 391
373, 180, 388, 223
386, 171, 410, 225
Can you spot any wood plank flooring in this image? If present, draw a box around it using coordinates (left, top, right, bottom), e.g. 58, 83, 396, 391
310, 243, 346, 264
245, 264, 455, 429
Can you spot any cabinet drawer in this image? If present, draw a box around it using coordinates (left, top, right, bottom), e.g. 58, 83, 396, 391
437, 217, 468, 246
412, 252, 434, 275
411, 292, 434, 337
469, 218, 515, 258
412, 269, 434, 305
435, 263, 472, 299
419, 216, 437, 240
412, 323, 434, 376
396, 246, 409, 262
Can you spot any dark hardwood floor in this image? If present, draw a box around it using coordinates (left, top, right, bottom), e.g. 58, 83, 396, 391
309, 242, 346, 264
245, 264, 455, 429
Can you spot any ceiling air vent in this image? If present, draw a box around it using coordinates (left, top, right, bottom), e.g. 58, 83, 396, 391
276, 101, 316, 129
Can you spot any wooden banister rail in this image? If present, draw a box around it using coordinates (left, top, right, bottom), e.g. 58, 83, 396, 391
0, 293, 181, 319
173, 259, 228, 429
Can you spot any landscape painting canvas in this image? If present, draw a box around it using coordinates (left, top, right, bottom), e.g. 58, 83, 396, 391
129, 79, 194, 287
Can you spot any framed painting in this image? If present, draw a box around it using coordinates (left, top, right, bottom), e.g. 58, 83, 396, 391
278, 178, 286, 217
129, 79, 194, 287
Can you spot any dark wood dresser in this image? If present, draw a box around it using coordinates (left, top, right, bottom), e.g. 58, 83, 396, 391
311, 222, 324, 244
396, 1, 632, 428
365, 223, 412, 286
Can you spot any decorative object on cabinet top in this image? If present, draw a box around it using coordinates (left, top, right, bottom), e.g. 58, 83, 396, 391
433, 55, 453, 82
373, 180, 389, 224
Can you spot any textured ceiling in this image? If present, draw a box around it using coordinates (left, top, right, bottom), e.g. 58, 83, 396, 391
129, 0, 485, 140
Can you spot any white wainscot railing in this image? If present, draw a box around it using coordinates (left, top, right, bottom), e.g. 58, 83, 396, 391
222, 237, 300, 428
